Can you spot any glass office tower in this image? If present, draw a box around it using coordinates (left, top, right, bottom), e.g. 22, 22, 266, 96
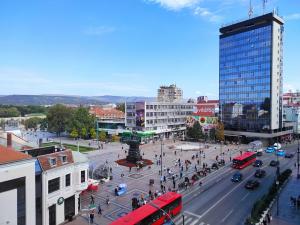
219, 13, 284, 134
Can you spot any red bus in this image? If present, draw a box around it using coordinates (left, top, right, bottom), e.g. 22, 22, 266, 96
109, 192, 182, 225
232, 152, 256, 169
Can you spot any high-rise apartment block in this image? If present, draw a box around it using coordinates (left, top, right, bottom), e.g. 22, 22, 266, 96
157, 84, 183, 102
219, 12, 291, 139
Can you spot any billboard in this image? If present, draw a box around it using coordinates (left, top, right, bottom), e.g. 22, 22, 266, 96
186, 116, 218, 129
195, 104, 216, 117
135, 102, 145, 128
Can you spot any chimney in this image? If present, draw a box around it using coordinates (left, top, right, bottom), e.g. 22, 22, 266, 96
7, 132, 12, 148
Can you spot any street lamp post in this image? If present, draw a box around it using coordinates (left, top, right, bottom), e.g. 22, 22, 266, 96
161, 136, 163, 176
297, 136, 300, 179
276, 180, 279, 216
96, 120, 99, 148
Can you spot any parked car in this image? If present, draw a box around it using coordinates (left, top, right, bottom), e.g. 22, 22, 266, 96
231, 172, 243, 182
253, 160, 263, 167
114, 183, 127, 196
285, 153, 294, 158
245, 180, 260, 189
265, 147, 275, 153
269, 160, 279, 167
276, 149, 286, 157
254, 169, 266, 178
273, 143, 281, 150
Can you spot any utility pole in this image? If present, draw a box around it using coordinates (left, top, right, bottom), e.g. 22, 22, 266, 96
96, 120, 99, 148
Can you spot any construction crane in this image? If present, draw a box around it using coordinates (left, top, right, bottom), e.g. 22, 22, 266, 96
248, 0, 253, 18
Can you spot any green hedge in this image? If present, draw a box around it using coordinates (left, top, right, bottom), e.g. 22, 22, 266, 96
245, 168, 292, 224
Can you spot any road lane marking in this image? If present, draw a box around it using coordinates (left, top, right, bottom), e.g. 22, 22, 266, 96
241, 193, 250, 201
185, 217, 193, 223
184, 210, 202, 219
221, 209, 233, 223
198, 170, 256, 218
189, 220, 199, 225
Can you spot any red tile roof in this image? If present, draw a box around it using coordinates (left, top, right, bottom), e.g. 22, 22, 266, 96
37, 150, 74, 171
0, 145, 32, 165
89, 106, 124, 119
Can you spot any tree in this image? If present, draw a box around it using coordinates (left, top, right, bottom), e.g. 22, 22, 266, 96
0, 107, 20, 117
24, 117, 43, 130
209, 128, 216, 141
116, 103, 125, 112
90, 128, 96, 139
0, 119, 5, 129
47, 104, 72, 136
111, 134, 120, 142
215, 121, 225, 142
99, 130, 107, 142
70, 128, 79, 139
68, 106, 96, 139
187, 121, 203, 140
81, 127, 87, 139
40, 118, 48, 131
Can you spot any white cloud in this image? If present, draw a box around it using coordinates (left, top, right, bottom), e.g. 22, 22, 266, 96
284, 13, 300, 21
147, 0, 201, 11
83, 26, 116, 36
194, 6, 222, 22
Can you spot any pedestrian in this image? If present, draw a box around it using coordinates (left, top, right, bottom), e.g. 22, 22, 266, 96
262, 219, 267, 225
173, 180, 176, 189
106, 196, 110, 205
90, 212, 94, 224
266, 213, 271, 223
90, 195, 95, 205
97, 203, 102, 215
110, 167, 112, 173
180, 171, 183, 179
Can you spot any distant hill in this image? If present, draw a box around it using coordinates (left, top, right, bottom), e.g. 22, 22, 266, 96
0, 95, 155, 105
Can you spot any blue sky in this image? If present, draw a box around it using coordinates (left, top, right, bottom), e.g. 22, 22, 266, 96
0, 0, 299, 99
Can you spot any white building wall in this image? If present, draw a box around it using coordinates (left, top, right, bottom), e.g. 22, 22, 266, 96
42, 163, 88, 225
271, 21, 283, 130
0, 159, 36, 225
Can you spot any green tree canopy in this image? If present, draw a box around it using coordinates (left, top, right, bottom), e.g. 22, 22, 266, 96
99, 130, 107, 141
215, 121, 225, 142
24, 117, 43, 130
70, 128, 79, 139
116, 103, 125, 112
68, 106, 96, 139
187, 121, 203, 140
0, 107, 20, 117
47, 104, 72, 136
90, 128, 96, 139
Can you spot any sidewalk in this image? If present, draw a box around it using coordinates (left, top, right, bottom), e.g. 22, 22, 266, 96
271, 168, 300, 225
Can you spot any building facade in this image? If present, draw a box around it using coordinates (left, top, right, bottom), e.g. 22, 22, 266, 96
283, 92, 300, 106
90, 106, 125, 135
37, 149, 88, 225
283, 106, 300, 135
219, 12, 290, 139
157, 84, 183, 103
0, 146, 36, 225
125, 101, 194, 138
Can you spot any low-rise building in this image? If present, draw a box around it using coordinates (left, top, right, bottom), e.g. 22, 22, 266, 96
36, 149, 88, 225
90, 106, 125, 135
283, 106, 300, 135
125, 101, 194, 139
0, 145, 36, 225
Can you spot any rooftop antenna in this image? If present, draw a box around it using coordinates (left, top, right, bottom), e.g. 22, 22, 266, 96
248, 0, 253, 18
262, 0, 267, 14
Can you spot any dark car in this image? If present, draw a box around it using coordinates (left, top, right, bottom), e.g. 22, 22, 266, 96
256, 151, 263, 156
253, 160, 263, 167
211, 163, 219, 170
231, 172, 243, 182
285, 153, 294, 158
269, 160, 279, 167
254, 169, 266, 178
245, 180, 260, 189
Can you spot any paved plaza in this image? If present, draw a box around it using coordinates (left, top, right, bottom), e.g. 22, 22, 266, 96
64, 139, 246, 225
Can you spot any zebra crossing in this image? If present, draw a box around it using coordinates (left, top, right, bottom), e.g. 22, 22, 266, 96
172, 212, 210, 225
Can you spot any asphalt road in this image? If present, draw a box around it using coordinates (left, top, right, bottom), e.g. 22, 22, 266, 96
174, 143, 299, 225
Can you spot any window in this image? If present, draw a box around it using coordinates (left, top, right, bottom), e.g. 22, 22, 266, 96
65, 174, 71, 187
48, 177, 60, 193
61, 155, 67, 164
81, 170, 86, 183
49, 158, 56, 167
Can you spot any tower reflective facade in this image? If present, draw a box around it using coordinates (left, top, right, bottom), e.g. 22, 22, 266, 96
219, 13, 284, 134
